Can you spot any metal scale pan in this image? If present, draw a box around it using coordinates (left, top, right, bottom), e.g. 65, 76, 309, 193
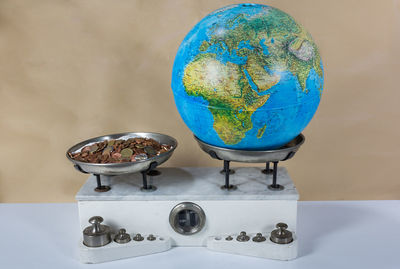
67, 132, 177, 175
195, 134, 304, 163
66, 132, 177, 192
194, 134, 305, 191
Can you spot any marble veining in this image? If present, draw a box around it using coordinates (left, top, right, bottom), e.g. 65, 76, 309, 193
76, 167, 298, 201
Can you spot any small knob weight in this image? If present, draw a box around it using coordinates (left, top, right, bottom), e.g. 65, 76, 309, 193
133, 233, 144, 241
114, 228, 131, 244
236, 231, 250, 242
147, 234, 156, 241
252, 233, 266, 242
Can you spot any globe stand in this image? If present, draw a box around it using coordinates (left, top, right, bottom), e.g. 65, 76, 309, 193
194, 134, 305, 191
219, 160, 283, 191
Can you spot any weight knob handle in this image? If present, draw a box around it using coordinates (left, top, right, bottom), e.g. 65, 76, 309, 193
89, 216, 103, 233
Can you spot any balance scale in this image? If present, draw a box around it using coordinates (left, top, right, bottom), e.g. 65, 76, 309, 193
68, 132, 304, 263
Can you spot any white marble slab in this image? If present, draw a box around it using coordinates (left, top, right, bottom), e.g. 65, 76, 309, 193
76, 167, 298, 201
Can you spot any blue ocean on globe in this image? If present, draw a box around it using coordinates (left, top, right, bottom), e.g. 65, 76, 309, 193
171, 3, 324, 150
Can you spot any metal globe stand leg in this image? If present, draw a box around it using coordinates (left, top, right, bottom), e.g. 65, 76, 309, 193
262, 162, 273, 174
220, 159, 235, 175
220, 160, 237, 190
268, 162, 284, 191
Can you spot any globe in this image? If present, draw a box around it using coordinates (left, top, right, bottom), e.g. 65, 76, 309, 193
171, 3, 324, 150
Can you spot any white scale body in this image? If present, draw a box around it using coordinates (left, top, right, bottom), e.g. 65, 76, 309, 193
76, 166, 299, 263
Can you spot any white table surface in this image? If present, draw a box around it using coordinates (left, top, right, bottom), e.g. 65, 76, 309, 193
0, 201, 399, 269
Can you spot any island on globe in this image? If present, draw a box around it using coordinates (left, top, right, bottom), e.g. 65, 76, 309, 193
171, 3, 324, 150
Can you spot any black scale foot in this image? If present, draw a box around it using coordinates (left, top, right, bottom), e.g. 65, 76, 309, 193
94, 174, 111, 192
262, 162, 273, 174
220, 160, 237, 191
141, 171, 157, 192
267, 161, 284, 191
140, 161, 158, 192
147, 170, 161, 176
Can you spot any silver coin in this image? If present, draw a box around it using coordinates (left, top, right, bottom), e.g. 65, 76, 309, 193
134, 153, 148, 161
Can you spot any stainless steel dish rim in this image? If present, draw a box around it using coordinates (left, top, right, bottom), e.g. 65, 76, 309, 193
66, 132, 178, 168
194, 133, 304, 154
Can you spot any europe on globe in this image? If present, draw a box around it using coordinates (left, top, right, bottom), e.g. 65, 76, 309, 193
171, 3, 324, 150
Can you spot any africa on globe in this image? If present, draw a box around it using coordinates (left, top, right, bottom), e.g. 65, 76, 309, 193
171, 3, 324, 150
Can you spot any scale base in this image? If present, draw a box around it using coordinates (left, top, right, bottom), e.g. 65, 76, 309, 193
76, 167, 299, 262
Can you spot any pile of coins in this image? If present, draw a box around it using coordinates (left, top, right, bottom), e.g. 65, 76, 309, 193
68, 137, 173, 164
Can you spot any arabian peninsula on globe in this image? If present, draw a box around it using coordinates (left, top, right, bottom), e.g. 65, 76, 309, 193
171, 3, 324, 150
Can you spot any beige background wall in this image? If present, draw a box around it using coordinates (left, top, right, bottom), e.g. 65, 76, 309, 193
0, 0, 399, 203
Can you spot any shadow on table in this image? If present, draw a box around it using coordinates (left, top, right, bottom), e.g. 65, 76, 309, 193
297, 202, 371, 258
